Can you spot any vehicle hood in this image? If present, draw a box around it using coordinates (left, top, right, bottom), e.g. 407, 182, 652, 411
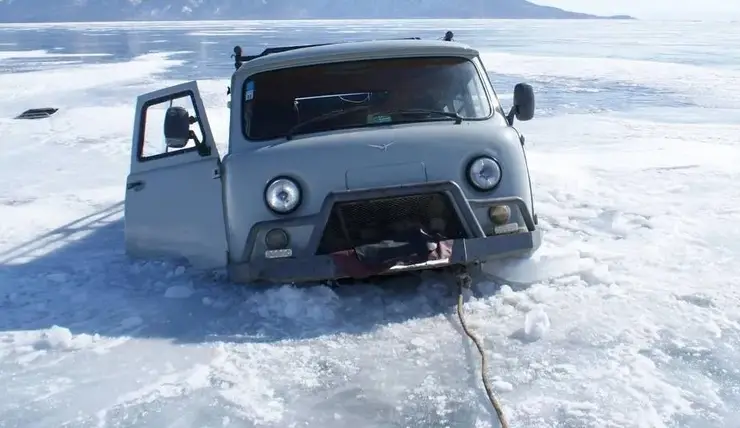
241, 121, 521, 191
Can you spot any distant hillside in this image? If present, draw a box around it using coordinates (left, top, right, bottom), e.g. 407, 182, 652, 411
0, 0, 634, 23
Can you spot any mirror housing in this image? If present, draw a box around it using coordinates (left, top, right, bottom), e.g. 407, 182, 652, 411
163, 106, 191, 148
506, 83, 535, 125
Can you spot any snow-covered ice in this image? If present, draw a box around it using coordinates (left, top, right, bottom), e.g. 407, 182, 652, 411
1, 19, 739, 428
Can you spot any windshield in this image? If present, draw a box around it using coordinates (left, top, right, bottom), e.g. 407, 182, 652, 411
242, 56, 493, 141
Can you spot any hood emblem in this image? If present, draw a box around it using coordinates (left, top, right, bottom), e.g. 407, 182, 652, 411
368, 142, 394, 151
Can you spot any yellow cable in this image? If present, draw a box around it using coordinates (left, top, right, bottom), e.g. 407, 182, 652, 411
457, 283, 510, 428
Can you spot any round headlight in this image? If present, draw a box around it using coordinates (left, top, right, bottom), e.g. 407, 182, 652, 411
265, 177, 301, 214
467, 157, 502, 191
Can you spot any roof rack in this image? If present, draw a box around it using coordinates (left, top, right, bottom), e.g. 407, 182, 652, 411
232, 43, 328, 69
231, 36, 429, 70
230, 31, 455, 70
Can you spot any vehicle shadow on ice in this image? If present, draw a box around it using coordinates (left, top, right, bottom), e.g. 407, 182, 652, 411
0, 202, 523, 346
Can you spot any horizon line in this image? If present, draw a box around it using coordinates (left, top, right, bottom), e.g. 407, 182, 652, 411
2, 17, 739, 26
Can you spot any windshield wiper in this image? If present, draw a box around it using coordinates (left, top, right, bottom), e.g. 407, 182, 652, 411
386, 109, 464, 124
285, 105, 370, 140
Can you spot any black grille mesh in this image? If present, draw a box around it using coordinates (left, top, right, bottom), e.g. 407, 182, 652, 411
316, 192, 466, 254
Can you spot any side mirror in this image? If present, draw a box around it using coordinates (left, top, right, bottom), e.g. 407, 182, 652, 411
506, 83, 535, 125
163, 106, 192, 148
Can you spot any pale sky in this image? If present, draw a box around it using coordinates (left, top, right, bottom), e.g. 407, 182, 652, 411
529, 0, 740, 20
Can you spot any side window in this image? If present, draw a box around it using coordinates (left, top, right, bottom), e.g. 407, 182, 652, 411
139, 92, 204, 160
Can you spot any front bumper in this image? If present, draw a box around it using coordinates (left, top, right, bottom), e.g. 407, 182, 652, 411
228, 180, 542, 284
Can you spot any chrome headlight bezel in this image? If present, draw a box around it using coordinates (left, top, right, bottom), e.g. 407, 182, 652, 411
466, 156, 502, 191
264, 177, 302, 214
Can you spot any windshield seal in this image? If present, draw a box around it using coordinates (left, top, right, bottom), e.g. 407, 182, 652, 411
240, 56, 497, 142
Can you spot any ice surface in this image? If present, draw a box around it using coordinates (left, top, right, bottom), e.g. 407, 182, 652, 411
1, 20, 739, 428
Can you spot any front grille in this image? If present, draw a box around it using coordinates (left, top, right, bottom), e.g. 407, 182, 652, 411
316, 192, 467, 255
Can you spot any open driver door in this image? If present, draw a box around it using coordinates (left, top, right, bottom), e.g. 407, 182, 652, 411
124, 81, 227, 270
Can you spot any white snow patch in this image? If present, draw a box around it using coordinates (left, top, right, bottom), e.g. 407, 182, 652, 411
164, 285, 194, 299
34, 325, 75, 350
523, 306, 550, 341
0, 326, 103, 355
248, 284, 340, 323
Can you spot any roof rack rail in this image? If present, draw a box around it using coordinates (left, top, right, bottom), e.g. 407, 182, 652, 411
231, 36, 423, 70
230, 31, 455, 70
